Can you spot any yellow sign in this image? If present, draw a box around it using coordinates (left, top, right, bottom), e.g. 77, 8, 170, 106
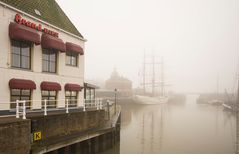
33, 131, 42, 141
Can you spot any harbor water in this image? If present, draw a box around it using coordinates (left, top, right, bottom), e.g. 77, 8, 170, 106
101, 95, 236, 154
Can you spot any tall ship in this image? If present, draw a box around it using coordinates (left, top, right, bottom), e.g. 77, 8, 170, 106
133, 52, 168, 104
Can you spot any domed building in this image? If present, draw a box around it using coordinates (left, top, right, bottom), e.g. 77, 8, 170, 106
104, 69, 133, 97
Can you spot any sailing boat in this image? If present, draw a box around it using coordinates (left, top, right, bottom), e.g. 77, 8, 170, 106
133, 53, 168, 105
207, 75, 224, 105
222, 66, 239, 112
222, 80, 238, 112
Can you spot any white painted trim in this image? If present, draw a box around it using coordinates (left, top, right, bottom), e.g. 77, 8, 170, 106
0, 1, 87, 42
0, 66, 84, 79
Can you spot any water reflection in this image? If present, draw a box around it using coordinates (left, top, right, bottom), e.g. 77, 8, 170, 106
102, 95, 236, 154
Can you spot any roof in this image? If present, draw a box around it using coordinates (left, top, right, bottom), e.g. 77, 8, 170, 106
0, 0, 83, 38
84, 83, 100, 89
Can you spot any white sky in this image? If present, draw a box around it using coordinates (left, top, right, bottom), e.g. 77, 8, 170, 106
57, 0, 239, 93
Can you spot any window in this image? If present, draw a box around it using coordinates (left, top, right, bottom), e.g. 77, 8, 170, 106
42, 49, 57, 73
65, 91, 78, 107
86, 89, 91, 100
85, 88, 96, 107
66, 52, 78, 66
11, 40, 31, 69
10, 89, 31, 109
91, 89, 95, 100
42, 90, 57, 108
85, 88, 95, 101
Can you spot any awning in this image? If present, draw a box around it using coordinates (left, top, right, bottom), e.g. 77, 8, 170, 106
66, 42, 84, 55
65, 83, 82, 91
40, 81, 61, 91
9, 22, 40, 45
41, 34, 66, 52
9, 78, 36, 90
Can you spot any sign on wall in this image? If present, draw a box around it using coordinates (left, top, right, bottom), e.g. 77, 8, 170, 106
14, 14, 59, 38
33, 131, 42, 141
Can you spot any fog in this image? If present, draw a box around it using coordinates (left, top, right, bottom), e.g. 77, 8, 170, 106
58, 0, 239, 93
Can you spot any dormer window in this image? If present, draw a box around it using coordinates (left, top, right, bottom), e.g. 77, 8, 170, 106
34, 9, 41, 16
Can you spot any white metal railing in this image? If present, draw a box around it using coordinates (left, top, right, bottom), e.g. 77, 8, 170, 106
16, 100, 26, 119
0, 98, 106, 119
84, 98, 104, 111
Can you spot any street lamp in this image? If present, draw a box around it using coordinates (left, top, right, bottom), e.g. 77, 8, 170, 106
114, 88, 117, 114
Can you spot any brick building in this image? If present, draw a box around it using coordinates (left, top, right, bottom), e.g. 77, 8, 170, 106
0, 0, 86, 110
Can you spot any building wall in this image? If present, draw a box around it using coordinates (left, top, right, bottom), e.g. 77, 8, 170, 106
0, 5, 85, 110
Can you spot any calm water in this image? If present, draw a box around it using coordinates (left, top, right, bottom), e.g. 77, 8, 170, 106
101, 95, 237, 154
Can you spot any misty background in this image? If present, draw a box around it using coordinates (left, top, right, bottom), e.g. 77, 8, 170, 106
57, 0, 239, 93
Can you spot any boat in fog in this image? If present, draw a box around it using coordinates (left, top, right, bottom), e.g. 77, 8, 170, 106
222, 79, 238, 112
133, 53, 168, 105
133, 95, 168, 104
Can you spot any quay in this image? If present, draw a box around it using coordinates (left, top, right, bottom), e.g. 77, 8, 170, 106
0, 101, 121, 154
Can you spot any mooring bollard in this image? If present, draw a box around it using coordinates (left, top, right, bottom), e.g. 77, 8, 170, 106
44, 99, 47, 116
66, 99, 69, 113
22, 100, 26, 120
16, 100, 19, 118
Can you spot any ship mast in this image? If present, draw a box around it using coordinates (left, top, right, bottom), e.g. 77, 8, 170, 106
217, 74, 219, 96
161, 57, 164, 97
143, 51, 146, 94
152, 54, 155, 96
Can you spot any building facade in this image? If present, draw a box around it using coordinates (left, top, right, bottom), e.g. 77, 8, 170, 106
0, 0, 86, 110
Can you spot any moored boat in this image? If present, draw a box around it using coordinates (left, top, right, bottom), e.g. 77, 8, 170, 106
207, 99, 224, 105
133, 95, 168, 105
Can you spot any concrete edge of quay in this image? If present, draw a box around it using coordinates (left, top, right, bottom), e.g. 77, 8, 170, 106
0, 105, 121, 154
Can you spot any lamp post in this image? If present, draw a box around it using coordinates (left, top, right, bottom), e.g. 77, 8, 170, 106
236, 76, 239, 154
114, 88, 117, 114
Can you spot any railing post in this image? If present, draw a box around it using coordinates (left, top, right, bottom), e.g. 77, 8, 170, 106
16, 100, 19, 118
22, 100, 26, 120
44, 99, 47, 116
96, 99, 99, 110
83, 99, 86, 111
66, 99, 69, 113
100, 99, 102, 110
99, 99, 101, 110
